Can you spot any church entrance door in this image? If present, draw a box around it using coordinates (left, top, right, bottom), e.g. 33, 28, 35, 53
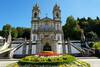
43, 42, 51, 51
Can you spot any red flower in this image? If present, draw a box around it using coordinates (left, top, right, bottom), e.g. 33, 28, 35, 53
37, 51, 59, 56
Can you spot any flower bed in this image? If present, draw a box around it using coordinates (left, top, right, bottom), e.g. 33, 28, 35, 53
37, 51, 60, 56
7, 52, 90, 67
19, 54, 76, 64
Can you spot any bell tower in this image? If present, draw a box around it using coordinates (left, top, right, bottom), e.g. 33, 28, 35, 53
30, 3, 41, 54
31, 3, 40, 41
53, 4, 62, 31
32, 3, 40, 19
53, 4, 61, 20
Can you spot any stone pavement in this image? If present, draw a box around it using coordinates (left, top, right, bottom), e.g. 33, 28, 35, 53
81, 59, 100, 67
0, 59, 18, 67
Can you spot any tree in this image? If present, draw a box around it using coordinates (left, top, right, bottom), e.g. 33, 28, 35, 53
16, 27, 24, 38
78, 17, 86, 22
0, 30, 2, 36
96, 16, 99, 20
87, 17, 95, 25
11, 27, 18, 39
22, 28, 31, 40
86, 31, 98, 41
63, 16, 80, 40
2, 24, 11, 38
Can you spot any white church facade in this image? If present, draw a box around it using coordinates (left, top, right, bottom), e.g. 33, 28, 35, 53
11, 4, 80, 56
31, 4, 64, 54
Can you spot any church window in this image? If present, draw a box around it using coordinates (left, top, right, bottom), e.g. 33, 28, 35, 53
33, 35, 36, 41
56, 12, 59, 18
34, 12, 37, 18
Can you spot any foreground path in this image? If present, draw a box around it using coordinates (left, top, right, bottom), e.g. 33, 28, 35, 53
0, 59, 100, 67
0, 59, 18, 67
80, 59, 100, 67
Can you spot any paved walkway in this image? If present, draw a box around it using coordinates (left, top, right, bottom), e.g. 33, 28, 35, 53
0, 59, 18, 67
0, 59, 100, 67
77, 57, 98, 59
81, 59, 100, 67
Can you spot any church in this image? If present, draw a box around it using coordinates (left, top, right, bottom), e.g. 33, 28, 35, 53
11, 3, 80, 56
30, 4, 64, 54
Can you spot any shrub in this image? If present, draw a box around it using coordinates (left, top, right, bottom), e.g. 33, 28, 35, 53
19, 54, 76, 64
7, 55, 90, 67
93, 42, 100, 50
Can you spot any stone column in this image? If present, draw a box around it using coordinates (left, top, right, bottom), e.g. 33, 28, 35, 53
28, 41, 32, 55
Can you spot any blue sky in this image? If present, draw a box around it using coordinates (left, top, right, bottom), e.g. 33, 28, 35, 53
0, 0, 100, 29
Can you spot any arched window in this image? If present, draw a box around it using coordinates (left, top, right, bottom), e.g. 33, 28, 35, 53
56, 12, 59, 18
34, 12, 37, 18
